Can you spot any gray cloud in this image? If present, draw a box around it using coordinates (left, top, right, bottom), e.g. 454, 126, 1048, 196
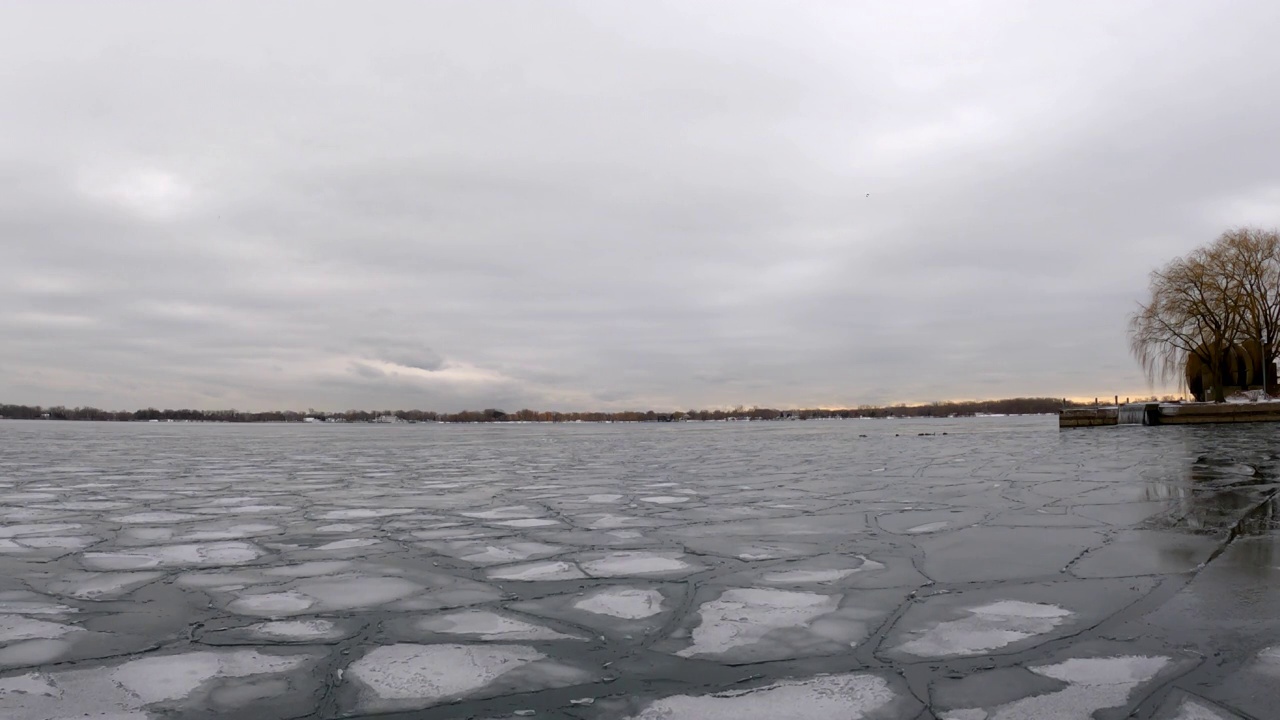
3, 1, 1280, 411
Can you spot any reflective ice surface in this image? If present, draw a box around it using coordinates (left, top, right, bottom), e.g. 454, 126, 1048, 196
1, 416, 1279, 718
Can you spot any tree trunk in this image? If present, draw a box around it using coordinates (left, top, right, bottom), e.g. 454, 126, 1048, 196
1259, 340, 1269, 392
1210, 350, 1228, 403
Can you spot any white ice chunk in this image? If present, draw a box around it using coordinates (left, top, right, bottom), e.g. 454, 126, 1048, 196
0, 672, 60, 698
207, 504, 293, 514
0, 639, 73, 667
459, 506, 542, 520
315, 538, 381, 551
228, 591, 317, 616
247, 619, 345, 641
906, 521, 950, 534
943, 655, 1171, 720
1165, 697, 1242, 720
586, 514, 648, 529
487, 562, 587, 582
314, 509, 413, 520
262, 561, 354, 577
0, 600, 78, 615
581, 552, 697, 578
584, 494, 623, 503
83, 542, 263, 570
48, 572, 165, 600
111, 512, 202, 524
760, 568, 860, 584
417, 610, 582, 641
16, 536, 97, 550
490, 518, 561, 528
897, 601, 1072, 658
180, 524, 281, 541
228, 576, 421, 616
111, 650, 310, 704
347, 643, 574, 711
573, 588, 664, 619
0, 524, 82, 538
458, 542, 564, 566
0, 614, 79, 642
316, 523, 372, 534
677, 588, 839, 658
623, 673, 896, 719
121, 528, 174, 542
640, 496, 690, 504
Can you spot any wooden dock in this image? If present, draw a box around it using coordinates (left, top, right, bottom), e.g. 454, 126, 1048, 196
1061, 401, 1280, 428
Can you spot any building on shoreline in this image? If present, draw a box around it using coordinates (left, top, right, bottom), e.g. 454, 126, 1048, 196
1185, 340, 1275, 402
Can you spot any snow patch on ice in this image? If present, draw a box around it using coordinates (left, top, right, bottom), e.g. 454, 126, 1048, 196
417, 610, 582, 641
227, 576, 421, 616
677, 588, 839, 658
897, 601, 1073, 657
0, 639, 73, 667
346, 643, 591, 712
460, 506, 542, 520
585, 494, 623, 503
247, 619, 345, 642
761, 568, 856, 584
458, 542, 564, 566
0, 524, 82, 538
0, 614, 80, 642
47, 571, 165, 600
623, 673, 896, 719
83, 542, 263, 570
942, 655, 1170, 720
111, 649, 311, 704
315, 538, 381, 551
573, 588, 664, 619
111, 512, 202, 524
487, 561, 587, 582
1165, 697, 1243, 720
906, 521, 950, 534
315, 508, 413, 520
581, 552, 697, 577
490, 518, 561, 528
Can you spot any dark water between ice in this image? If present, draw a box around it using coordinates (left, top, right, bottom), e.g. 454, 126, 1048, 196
1, 416, 1278, 719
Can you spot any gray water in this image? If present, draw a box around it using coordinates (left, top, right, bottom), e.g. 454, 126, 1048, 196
0, 417, 1277, 719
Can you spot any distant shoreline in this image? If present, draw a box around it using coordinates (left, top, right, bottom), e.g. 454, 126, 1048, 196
1, 398, 1109, 424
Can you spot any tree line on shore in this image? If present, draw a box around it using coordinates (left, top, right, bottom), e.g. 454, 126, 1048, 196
1, 397, 1119, 423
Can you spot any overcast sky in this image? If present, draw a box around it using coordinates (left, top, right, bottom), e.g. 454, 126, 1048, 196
3, 1, 1280, 412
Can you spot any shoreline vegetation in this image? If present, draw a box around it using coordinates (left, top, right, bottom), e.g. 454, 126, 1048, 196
0, 397, 1169, 424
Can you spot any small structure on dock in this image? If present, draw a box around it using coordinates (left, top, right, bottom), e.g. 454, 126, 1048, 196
1185, 340, 1275, 402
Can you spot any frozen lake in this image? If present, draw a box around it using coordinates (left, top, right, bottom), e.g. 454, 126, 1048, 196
0, 416, 1277, 719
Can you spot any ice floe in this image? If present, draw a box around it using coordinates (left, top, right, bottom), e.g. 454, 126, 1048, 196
416, 610, 583, 640
487, 561, 587, 581
82, 541, 263, 570
580, 551, 701, 577
574, 587, 664, 618
0, 614, 79, 642
895, 600, 1073, 657
344, 643, 593, 712
242, 619, 351, 642
621, 673, 898, 719
940, 655, 1171, 720
226, 576, 420, 616
676, 588, 839, 659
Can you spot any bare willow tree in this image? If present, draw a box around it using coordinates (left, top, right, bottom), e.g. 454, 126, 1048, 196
1129, 242, 1244, 402
1218, 227, 1280, 393
1130, 227, 1280, 402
